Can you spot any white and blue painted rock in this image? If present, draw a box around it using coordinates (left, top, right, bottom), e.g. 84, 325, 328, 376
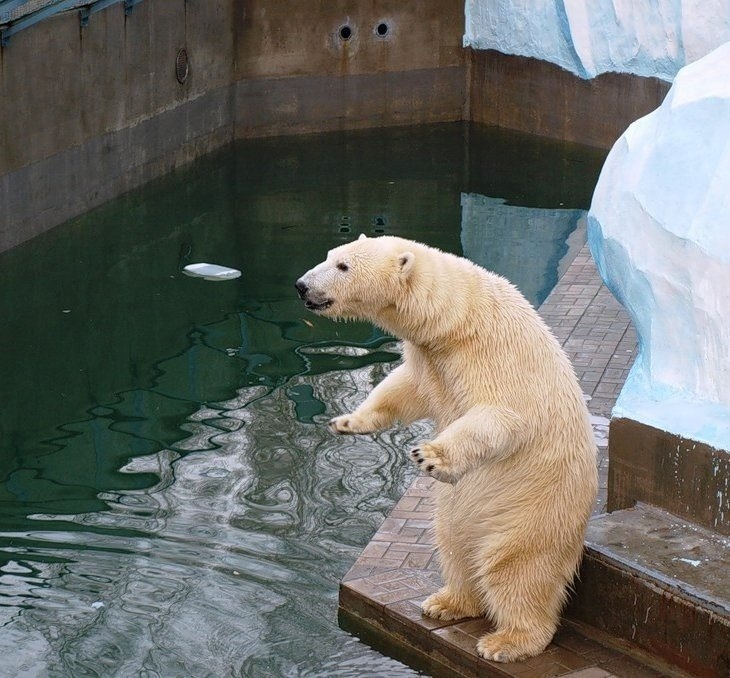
588, 42, 730, 450
464, 0, 730, 81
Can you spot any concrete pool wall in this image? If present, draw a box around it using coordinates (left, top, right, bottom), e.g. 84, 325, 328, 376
0, 0, 465, 251
0, 0, 669, 252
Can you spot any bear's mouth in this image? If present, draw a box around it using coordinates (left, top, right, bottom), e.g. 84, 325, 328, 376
304, 299, 333, 312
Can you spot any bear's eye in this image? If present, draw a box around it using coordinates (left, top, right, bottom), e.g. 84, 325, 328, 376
336, 262, 349, 272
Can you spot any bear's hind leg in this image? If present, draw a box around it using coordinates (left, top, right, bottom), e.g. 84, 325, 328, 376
422, 541, 483, 621
474, 551, 571, 662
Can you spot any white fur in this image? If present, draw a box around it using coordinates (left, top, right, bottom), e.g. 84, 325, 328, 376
296, 236, 598, 662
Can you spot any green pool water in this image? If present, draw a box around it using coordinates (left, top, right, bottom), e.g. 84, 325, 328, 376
0, 123, 604, 676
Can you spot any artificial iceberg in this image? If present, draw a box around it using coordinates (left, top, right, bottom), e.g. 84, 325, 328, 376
464, 0, 730, 81
588, 42, 730, 452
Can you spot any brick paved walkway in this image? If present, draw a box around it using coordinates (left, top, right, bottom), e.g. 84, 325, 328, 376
337, 246, 678, 678
539, 246, 638, 515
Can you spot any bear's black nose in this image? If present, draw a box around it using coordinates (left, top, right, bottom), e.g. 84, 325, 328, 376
295, 280, 308, 299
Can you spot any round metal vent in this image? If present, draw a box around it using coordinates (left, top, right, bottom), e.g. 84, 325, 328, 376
339, 25, 352, 41
175, 48, 189, 84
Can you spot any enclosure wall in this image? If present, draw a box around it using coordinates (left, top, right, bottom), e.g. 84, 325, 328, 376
0, 0, 668, 250
0, 0, 466, 251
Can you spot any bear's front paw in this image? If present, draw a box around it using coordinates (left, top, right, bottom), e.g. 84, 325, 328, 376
410, 442, 455, 483
329, 413, 373, 435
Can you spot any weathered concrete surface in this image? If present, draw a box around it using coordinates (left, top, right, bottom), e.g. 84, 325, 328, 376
233, 66, 466, 139
0, 0, 466, 252
232, 0, 467, 137
0, 0, 238, 251
570, 504, 730, 677
0, 1, 236, 174
469, 50, 671, 149
234, 1, 465, 79
2, 1, 680, 252
608, 419, 730, 535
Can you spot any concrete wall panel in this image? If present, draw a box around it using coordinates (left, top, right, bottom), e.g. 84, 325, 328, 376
469, 49, 670, 150
235, 1, 465, 79
0, 84, 233, 252
0, 0, 466, 250
235, 66, 466, 138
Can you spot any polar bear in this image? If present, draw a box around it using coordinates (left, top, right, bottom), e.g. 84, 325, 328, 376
295, 235, 598, 662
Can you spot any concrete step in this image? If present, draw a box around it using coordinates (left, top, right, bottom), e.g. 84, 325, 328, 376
567, 503, 730, 677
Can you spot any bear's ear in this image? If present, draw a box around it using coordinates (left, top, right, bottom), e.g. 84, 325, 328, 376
398, 251, 415, 279
358, 233, 368, 241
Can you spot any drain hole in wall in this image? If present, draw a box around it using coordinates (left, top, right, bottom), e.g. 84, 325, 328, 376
376, 23, 388, 37
176, 48, 189, 84
339, 25, 352, 41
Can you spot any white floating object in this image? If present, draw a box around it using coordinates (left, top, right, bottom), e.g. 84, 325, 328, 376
676, 558, 702, 568
183, 263, 241, 281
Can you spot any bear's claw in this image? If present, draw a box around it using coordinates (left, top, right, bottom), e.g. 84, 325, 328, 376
410, 444, 454, 483
329, 416, 354, 434
329, 413, 375, 435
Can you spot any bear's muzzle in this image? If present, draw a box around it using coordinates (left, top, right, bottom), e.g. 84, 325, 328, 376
295, 279, 333, 312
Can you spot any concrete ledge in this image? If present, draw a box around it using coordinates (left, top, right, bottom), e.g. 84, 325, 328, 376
608, 419, 730, 535
570, 505, 730, 676
339, 482, 684, 677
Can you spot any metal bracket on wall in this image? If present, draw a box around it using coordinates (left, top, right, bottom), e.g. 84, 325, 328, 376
0, 0, 28, 23
1, 0, 145, 45
123, 0, 142, 15
79, 0, 143, 27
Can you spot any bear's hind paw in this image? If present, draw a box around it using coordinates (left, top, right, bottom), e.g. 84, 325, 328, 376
422, 589, 479, 621
476, 629, 550, 663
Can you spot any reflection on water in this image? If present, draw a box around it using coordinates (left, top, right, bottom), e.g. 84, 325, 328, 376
0, 123, 604, 676
2, 366, 428, 677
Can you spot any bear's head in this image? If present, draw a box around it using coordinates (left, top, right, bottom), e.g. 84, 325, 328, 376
295, 234, 416, 322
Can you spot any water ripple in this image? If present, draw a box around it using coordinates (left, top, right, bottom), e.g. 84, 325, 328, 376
1, 359, 421, 677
